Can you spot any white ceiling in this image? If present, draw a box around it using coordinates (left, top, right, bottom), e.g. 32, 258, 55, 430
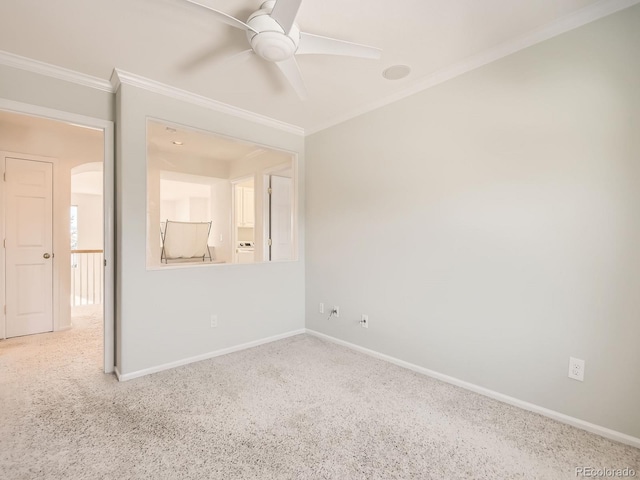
148, 119, 265, 161
161, 178, 215, 201
0, 109, 102, 143
0, 0, 634, 132
0, 110, 104, 166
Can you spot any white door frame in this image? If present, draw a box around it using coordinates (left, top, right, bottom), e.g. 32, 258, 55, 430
0, 99, 115, 374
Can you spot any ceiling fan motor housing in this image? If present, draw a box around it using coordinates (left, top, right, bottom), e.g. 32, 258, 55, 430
246, 3, 300, 62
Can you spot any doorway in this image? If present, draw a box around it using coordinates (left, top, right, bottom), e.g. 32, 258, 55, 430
0, 101, 114, 373
71, 163, 104, 311
233, 177, 255, 264
264, 166, 294, 262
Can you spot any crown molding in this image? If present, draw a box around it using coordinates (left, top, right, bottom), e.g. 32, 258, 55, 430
306, 0, 640, 135
0, 50, 113, 93
0, 50, 304, 136
110, 69, 305, 136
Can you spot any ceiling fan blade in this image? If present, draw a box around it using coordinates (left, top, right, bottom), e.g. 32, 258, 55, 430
274, 57, 307, 100
270, 0, 303, 34
179, 34, 249, 72
297, 33, 382, 59
215, 48, 255, 69
183, 0, 258, 34
183, 48, 255, 75
180, 48, 225, 71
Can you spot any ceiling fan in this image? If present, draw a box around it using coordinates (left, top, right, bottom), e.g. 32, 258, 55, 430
183, 0, 382, 99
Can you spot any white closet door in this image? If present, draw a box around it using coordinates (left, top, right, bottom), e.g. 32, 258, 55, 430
5, 157, 54, 338
270, 175, 292, 262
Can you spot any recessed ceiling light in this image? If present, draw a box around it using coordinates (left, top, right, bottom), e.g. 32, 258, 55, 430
166, 127, 177, 133
172, 141, 184, 146
382, 65, 411, 80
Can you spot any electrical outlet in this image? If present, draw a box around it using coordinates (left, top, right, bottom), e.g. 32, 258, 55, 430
360, 314, 369, 329
210, 314, 218, 328
333, 306, 339, 318
568, 357, 584, 381
319, 303, 324, 314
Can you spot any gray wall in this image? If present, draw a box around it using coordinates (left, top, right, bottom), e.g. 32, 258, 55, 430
0, 64, 113, 121
115, 84, 305, 375
305, 7, 640, 437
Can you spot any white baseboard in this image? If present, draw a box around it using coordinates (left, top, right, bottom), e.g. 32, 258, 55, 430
305, 329, 640, 450
116, 328, 306, 382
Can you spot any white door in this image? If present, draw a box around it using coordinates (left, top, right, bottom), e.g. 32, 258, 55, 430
5, 157, 54, 338
269, 175, 292, 262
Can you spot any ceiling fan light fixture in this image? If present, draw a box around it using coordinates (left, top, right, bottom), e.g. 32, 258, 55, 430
250, 31, 298, 62
382, 65, 411, 80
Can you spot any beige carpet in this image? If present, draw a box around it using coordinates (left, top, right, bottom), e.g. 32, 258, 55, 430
0, 313, 638, 480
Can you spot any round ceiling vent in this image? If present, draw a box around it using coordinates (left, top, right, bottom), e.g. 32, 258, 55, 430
382, 65, 411, 80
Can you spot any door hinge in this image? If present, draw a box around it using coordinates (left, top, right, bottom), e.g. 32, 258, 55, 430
2, 172, 5, 182
3, 305, 6, 314
104, 259, 107, 267
268, 238, 272, 246
3, 238, 5, 248
268, 187, 272, 195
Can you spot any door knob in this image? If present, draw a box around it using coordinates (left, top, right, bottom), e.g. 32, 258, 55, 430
43, 253, 51, 259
